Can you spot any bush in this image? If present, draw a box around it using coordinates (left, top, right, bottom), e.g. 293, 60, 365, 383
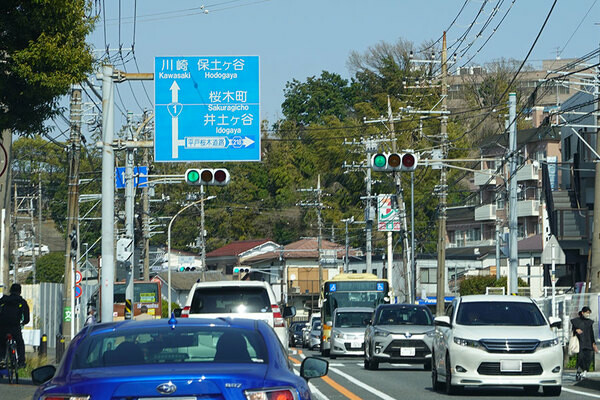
161, 301, 181, 318
459, 275, 527, 296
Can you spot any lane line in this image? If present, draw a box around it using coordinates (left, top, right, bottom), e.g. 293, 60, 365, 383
329, 367, 397, 400
321, 375, 364, 400
308, 382, 328, 400
288, 356, 302, 365
563, 387, 600, 398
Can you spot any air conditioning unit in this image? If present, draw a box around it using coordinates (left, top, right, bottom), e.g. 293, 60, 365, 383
290, 286, 300, 294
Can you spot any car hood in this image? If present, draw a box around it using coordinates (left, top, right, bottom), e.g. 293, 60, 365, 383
374, 324, 434, 334
452, 324, 554, 340
48, 364, 278, 398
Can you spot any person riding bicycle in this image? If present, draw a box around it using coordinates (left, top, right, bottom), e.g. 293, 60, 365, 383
0, 283, 30, 367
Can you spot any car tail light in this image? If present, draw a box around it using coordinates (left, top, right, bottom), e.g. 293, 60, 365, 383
180, 306, 190, 318
272, 305, 284, 327
245, 387, 297, 400
42, 396, 90, 400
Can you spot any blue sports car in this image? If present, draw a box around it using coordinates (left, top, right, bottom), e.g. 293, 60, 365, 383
32, 317, 328, 400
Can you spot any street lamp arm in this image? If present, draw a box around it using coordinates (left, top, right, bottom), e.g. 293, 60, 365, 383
167, 195, 216, 315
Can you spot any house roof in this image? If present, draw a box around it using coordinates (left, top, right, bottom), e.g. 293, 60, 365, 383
205, 239, 272, 258
479, 126, 561, 151
243, 238, 357, 264
154, 270, 226, 291
518, 233, 543, 252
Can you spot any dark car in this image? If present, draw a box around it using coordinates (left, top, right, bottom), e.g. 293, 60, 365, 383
32, 317, 328, 400
289, 321, 307, 347
364, 303, 435, 370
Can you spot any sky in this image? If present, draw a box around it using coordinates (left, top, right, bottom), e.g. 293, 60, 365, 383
73, 0, 599, 134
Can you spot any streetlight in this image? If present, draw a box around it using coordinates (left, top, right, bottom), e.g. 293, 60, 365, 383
167, 196, 216, 315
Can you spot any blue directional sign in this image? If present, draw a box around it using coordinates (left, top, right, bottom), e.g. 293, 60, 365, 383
154, 56, 260, 162
115, 166, 148, 189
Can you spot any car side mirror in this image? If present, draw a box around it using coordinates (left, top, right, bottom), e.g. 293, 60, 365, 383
283, 306, 296, 318
548, 316, 562, 329
434, 316, 451, 328
300, 357, 328, 380
173, 308, 182, 318
326, 321, 333, 327
32, 365, 56, 385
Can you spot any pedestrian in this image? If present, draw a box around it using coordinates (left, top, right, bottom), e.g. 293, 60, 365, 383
134, 305, 154, 321
0, 283, 30, 368
84, 306, 96, 326
571, 306, 599, 380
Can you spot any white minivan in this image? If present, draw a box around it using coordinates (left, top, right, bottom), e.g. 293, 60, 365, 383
431, 295, 563, 396
179, 280, 295, 348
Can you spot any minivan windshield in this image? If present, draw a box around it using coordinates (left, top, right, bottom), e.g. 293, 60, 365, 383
190, 287, 270, 314
456, 301, 547, 326
335, 311, 372, 328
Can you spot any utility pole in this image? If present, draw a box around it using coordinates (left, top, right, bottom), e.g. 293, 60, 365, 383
496, 218, 502, 280
13, 183, 18, 284
142, 113, 151, 281
590, 47, 600, 292
508, 92, 518, 295
124, 111, 135, 319
37, 173, 42, 284
100, 64, 116, 324
341, 216, 354, 272
298, 176, 324, 290
63, 85, 82, 341
435, 32, 449, 316
29, 196, 36, 284
200, 184, 206, 282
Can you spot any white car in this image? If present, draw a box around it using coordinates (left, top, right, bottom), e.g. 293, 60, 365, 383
431, 295, 562, 396
16, 244, 49, 257
179, 280, 295, 349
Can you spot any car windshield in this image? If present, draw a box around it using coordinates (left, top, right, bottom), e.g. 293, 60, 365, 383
334, 311, 372, 328
455, 301, 547, 326
312, 323, 321, 330
72, 326, 268, 368
293, 323, 305, 332
190, 287, 270, 314
375, 306, 432, 325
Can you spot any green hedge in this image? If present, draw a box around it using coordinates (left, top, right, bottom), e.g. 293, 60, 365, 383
459, 275, 527, 296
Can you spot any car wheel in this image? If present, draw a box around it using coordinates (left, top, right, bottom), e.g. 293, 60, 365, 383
444, 354, 461, 395
424, 359, 432, 371
431, 354, 443, 392
524, 385, 539, 394
542, 386, 561, 397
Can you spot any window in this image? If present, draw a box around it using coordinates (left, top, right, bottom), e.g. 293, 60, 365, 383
190, 287, 270, 314
420, 268, 436, 284
466, 228, 481, 242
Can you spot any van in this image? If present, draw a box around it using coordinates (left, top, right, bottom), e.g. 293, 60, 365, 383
179, 280, 296, 348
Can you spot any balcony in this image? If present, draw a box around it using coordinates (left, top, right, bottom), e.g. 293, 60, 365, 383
517, 200, 540, 217
516, 163, 539, 181
474, 169, 496, 186
474, 204, 497, 221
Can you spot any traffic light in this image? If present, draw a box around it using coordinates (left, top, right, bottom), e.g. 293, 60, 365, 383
371, 151, 418, 172
233, 266, 251, 274
177, 266, 197, 272
185, 168, 230, 186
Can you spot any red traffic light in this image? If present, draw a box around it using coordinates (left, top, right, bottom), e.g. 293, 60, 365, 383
402, 153, 415, 169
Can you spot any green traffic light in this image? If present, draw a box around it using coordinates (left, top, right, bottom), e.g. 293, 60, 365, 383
373, 154, 387, 168
186, 170, 200, 183
178, 266, 185, 272
233, 267, 240, 273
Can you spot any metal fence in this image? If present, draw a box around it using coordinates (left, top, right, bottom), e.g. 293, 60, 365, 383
22, 283, 62, 348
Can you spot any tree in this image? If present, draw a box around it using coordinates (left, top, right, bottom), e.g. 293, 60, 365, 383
32, 252, 65, 283
459, 275, 527, 296
0, 0, 94, 134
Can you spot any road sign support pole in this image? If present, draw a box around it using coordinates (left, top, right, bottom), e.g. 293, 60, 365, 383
508, 92, 518, 295
551, 244, 556, 317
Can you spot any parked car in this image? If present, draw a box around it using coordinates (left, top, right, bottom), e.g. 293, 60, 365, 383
32, 318, 329, 400
302, 313, 320, 347
330, 307, 373, 358
309, 321, 322, 350
431, 295, 563, 396
364, 304, 434, 370
179, 280, 295, 348
16, 244, 49, 257
289, 321, 307, 347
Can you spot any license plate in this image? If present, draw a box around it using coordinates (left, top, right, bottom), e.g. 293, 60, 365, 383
350, 341, 362, 348
139, 397, 196, 400
400, 347, 416, 356
500, 360, 522, 372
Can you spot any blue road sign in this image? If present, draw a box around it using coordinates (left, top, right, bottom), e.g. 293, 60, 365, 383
116, 166, 148, 189
154, 56, 260, 162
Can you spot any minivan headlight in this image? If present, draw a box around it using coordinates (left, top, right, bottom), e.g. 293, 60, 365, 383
334, 332, 344, 339
374, 329, 389, 337
453, 337, 483, 350
425, 329, 435, 337
539, 338, 560, 349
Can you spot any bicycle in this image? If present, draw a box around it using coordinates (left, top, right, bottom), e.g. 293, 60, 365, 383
2, 333, 19, 384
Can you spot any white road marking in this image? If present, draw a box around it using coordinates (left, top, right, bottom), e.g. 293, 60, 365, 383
329, 366, 398, 400
563, 387, 600, 398
308, 382, 328, 400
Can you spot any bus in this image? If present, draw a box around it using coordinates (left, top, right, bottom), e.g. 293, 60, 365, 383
92, 281, 162, 320
320, 273, 390, 356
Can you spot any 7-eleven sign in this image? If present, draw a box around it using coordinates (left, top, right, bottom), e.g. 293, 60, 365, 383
377, 194, 400, 232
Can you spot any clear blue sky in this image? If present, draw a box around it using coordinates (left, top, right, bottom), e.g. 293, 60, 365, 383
85, 0, 598, 129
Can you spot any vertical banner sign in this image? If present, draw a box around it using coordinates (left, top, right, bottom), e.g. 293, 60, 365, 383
64, 306, 72, 322
377, 194, 401, 232
154, 56, 260, 162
